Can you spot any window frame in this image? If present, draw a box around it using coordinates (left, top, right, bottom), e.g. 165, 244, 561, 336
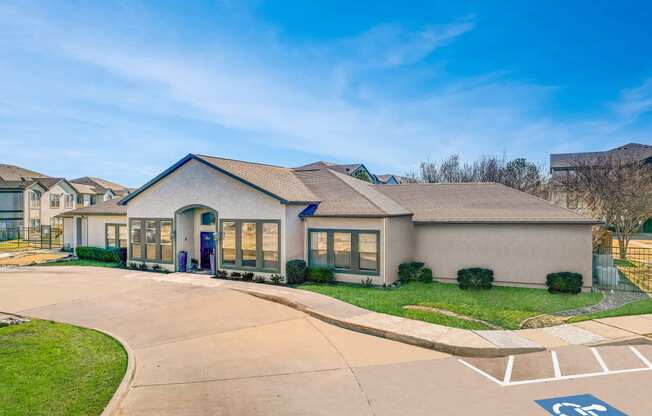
201, 211, 216, 225
128, 218, 174, 264
49, 193, 61, 209
219, 219, 281, 273
105, 223, 127, 249
307, 228, 380, 276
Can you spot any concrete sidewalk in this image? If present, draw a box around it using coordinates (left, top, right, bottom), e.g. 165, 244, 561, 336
161, 273, 652, 357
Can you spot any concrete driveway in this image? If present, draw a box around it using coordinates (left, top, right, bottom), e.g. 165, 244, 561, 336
2, 266, 652, 416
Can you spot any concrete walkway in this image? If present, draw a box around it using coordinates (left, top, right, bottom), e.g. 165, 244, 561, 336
194, 275, 652, 357
3, 266, 652, 415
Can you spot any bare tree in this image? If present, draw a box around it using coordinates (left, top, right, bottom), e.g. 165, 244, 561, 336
415, 154, 549, 197
557, 154, 652, 258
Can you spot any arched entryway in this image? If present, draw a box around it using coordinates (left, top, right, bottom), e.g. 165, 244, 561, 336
174, 204, 219, 272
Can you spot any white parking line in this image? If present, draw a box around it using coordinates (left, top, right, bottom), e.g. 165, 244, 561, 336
458, 349, 652, 387
591, 347, 609, 373
630, 346, 652, 368
503, 355, 514, 384
551, 350, 562, 379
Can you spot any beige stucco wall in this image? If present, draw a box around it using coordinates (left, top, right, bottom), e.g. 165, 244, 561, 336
78, 215, 127, 248
384, 216, 414, 284
126, 159, 286, 272
304, 216, 385, 284
285, 205, 307, 263
414, 223, 593, 289
62, 217, 75, 250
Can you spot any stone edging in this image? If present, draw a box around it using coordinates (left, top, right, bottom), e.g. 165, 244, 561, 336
98, 329, 136, 416
233, 289, 544, 358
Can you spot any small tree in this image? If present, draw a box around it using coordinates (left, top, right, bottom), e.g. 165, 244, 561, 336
557, 154, 652, 258
351, 169, 374, 183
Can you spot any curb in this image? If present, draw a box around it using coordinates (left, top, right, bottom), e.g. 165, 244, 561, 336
234, 289, 544, 358
98, 329, 136, 416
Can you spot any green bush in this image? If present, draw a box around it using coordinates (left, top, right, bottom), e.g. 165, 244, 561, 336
546, 272, 583, 294
75, 246, 121, 263
270, 274, 284, 285
457, 268, 494, 290
307, 266, 335, 284
398, 262, 425, 283
361, 277, 374, 287
418, 267, 434, 283
286, 259, 308, 284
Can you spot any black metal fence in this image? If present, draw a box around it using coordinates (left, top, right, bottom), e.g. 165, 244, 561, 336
0, 226, 63, 252
593, 246, 652, 293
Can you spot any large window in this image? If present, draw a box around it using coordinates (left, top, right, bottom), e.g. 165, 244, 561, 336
106, 224, 127, 249
64, 194, 74, 209
308, 229, 379, 275
220, 219, 280, 271
77, 194, 84, 204
29, 191, 41, 209
129, 218, 173, 263
90, 195, 97, 205
50, 194, 60, 209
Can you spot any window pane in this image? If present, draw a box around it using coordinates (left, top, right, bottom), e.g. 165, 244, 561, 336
222, 221, 236, 265
145, 221, 157, 243
160, 221, 172, 261
201, 212, 215, 225
118, 225, 127, 248
131, 244, 142, 258
333, 232, 351, 269
106, 225, 116, 248
146, 244, 157, 260
262, 223, 278, 269
241, 222, 257, 267
131, 221, 142, 243
310, 231, 328, 266
358, 233, 377, 271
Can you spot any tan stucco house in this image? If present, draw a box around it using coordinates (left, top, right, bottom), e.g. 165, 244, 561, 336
62, 153, 598, 289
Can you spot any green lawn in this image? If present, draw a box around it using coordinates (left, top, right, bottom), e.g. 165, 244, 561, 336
300, 282, 603, 330
569, 298, 652, 323
0, 320, 127, 416
41, 259, 122, 268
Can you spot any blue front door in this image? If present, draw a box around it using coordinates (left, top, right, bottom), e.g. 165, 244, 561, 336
200, 232, 215, 270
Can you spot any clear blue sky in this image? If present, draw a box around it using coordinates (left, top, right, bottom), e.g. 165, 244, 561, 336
1, 0, 651, 187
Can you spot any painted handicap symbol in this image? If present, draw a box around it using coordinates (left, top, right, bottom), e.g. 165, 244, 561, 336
536, 394, 627, 416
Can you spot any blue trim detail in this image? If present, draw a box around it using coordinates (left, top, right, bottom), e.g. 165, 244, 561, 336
298, 203, 319, 218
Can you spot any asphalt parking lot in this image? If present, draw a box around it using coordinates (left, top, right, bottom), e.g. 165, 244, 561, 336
2, 266, 652, 415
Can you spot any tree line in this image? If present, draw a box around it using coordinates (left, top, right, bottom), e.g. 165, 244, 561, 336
407, 154, 549, 198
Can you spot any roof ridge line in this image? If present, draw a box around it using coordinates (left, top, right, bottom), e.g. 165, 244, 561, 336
194, 154, 288, 169
327, 168, 394, 215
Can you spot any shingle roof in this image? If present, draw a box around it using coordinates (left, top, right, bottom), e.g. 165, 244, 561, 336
71, 176, 127, 192
293, 168, 410, 217
195, 155, 319, 203
376, 182, 599, 224
551, 143, 652, 169
0, 180, 36, 190
58, 198, 126, 216
0, 164, 50, 181
70, 182, 104, 195
35, 177, 65, 190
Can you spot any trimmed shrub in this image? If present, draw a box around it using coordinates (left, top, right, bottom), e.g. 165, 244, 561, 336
546, 272, 583, 294
215, 270, 228, 279
398, 262, 425, 283
418, 267, 434, 283
242, 272, 255, 281
230, 271, 242, 279
286, 259, 308, 284
270, 274, 284, 285
75, 246, 121, 263
307, 266, 335, 284
457, 268, 494, 290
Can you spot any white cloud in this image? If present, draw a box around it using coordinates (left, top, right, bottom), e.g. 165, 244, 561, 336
0, 1, 650, 183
